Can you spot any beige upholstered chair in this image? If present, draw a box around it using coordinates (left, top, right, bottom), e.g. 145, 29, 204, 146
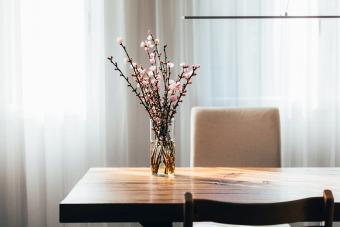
190, 107, 283, 227
190, 107, 281, 167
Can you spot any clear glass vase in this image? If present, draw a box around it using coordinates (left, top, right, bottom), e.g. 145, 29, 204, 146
150, 118, 175, 176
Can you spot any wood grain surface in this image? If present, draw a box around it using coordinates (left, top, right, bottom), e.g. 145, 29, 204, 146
60, 167, 340, 223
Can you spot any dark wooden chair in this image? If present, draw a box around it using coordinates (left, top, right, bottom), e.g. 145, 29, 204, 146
184, 190, 334, 227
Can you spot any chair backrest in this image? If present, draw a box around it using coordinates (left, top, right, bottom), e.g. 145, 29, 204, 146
183, 190, 334, 227
190, 107, 281, 167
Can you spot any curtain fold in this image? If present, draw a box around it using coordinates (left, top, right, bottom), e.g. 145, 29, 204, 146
0, 0, 27, 226
1, 0, 340, 227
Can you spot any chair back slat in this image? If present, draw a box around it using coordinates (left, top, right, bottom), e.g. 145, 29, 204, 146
324, 190, 335, 227
184, 192, 193, 227
184, 190, 334, 227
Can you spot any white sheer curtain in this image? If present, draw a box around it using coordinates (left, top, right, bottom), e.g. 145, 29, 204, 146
0, 0, 107, 226
0, 0, 26, 226
1, 0, 340, 227
188, 0, 340, 167
1, 0, 179, 226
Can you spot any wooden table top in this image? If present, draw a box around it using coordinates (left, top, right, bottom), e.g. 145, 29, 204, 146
60, 167, 340, 223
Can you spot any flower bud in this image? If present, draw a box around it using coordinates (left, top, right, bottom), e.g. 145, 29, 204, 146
149, 66, 156, 71
148, 71, 154, 76
170, 95, 178, 102
116, 37, 123, 44
167, 62, 174, 68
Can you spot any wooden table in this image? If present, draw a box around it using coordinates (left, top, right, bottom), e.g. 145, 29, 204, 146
60, 167, 340, 226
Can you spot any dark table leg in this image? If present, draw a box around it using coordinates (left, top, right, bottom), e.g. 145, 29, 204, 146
140, 221, 172, 227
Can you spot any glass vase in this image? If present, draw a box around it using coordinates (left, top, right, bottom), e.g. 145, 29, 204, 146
150, 118, 175, 176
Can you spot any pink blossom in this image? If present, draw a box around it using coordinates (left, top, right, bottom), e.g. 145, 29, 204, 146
138, 68, 145, 74
151, 78, 157, 84
156, 74, 162, 80
149, 58, 155, 64
148, 71, 154, 76
149, 65, 156, 71
169, 81, 182, 91
116, 37, 123, 44
142, 80, 149, 85
169, 83, 176, 90
124, 58, 129, 63
155, 39, 160, 44
144, 47, 148, 51
170, 95, 178, 102
147, 35, 152, 41
193, 64, 201, 68
168, 80, 176, 90
167, 62, 174, 68
184, 70, 193, 79
140, 41, 145, 47
175, 82, 182, 89
150, 53, 155, 58
146, 40, 152, 46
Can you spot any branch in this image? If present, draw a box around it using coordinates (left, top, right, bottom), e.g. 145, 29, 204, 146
168, 67, 198, 120
108, 56, 161, 137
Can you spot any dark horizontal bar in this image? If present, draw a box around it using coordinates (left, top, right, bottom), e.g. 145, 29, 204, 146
184, 15, 340, 19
